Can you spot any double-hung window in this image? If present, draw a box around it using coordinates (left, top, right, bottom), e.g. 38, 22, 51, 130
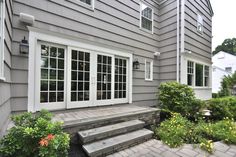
77, 0, 94, 9
187, 61, 194, 86
0, 0, 5, 80
145, 60, 153, 81
197, 14, 203, 34
140, 2, 153, 32
187, 60, 210, 87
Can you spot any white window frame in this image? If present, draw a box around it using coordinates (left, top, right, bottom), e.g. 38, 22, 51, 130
28, 27, 133, 112
69, 0, 95, 10
187, 60, 210, 88
187, 61, 194, 86
145, 59, 153, 81
140, 2, 154, 33
197, 13, 203, 34
0, 0, 5, 81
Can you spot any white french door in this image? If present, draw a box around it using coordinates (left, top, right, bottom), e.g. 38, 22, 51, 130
37, 43, 129, 110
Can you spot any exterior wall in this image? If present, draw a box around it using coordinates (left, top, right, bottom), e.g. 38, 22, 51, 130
3, 0, 213, 113
212, 52, 236, 93
0, 0, 12, 136
181, 0, 213, 100
212, 66, 231, 93
158, 0, 178, 83
12, 0, 162, 111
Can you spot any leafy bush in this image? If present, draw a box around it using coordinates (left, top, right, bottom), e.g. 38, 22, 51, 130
0, 110, 70, 157
206, 96, 236, 120
155, 113, 194, 147
154, 113, 236, 153
159, 81, 204, 119
210, 118, 236, 144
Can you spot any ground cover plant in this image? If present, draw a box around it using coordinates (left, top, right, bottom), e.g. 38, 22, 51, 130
156, 81, 236, 153
0, 110, 70, 157
154, 113, 236, 153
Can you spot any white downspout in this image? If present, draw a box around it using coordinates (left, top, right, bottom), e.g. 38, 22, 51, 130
176, 0, 180, 82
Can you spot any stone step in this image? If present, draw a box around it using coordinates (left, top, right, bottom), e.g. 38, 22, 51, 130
62, 107, 159, 135
82, 128, 153, 157
78, 120, 145, 144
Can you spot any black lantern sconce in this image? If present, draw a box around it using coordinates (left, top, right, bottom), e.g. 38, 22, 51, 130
20, 36, 29, 54
133, 59, 140, 70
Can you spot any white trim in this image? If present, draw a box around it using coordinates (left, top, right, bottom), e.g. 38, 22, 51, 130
139, 1, 154, 34
176, 0, 180, 82
181, 54, 212, 89
145, 59, 153, 81
28, 27, 133, 112
0, 0, 5, 80
179, 0, 185, 83
67, 0, 95, 10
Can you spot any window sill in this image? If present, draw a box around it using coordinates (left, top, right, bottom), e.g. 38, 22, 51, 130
145, 79, 153, 82
139, 27, 153, 35
0, 76, 6, 82
192, 86, 212, 90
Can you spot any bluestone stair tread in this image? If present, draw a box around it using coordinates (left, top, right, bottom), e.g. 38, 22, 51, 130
82, 128, 153, 157
78, 120, 145, 143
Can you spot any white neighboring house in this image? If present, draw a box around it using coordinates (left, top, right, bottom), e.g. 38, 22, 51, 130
212, 51, 236, 93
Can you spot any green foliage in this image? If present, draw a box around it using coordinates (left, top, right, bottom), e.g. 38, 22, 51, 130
213, 38, 236, 55
218, 72, 236, 97
159, 81, 204, 119
206, 97, 236, 120
0, 110, 70, 157
154, 113, 236, 153
155, 113, 193, 147
210, 118, 236, 144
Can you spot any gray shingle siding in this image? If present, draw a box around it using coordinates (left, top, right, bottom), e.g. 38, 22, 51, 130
0, 0, 213, 118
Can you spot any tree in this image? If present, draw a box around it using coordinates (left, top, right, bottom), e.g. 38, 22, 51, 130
213, 38, 236, 55
218, 72, 236, 97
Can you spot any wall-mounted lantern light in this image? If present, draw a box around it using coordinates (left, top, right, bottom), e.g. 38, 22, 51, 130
20, 36, 29, 54
133, 59, 140, 70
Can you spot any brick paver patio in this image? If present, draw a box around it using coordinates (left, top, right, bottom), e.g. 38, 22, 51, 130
107, 139, 236, 157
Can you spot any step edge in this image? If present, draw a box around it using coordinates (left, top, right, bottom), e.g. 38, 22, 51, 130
83, 129, 153, 154
78, 120, 144, 138
78, 122, 145, 144
63, 108, 159, 128
84, 132, 153, 157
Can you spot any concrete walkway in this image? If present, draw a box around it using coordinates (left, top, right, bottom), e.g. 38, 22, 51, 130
107, 139, 236, 157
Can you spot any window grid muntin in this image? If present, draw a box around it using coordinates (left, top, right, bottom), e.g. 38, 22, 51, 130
97, 55, 112, 100
71, 50, 90, 102
140, 3, 153, 31
115, 57, 127, 99
40, 45, 65, 103
187, 61, 194, 86
204, 65, 209, 86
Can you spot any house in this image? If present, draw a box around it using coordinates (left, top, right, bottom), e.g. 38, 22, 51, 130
212, 51, 236, 93
0, 0, 213, 155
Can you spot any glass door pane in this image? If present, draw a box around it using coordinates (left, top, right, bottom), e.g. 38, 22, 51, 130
115, 57, 127, 99
40, 45, 65, 103
70, 50, 90, 102
97, 54, 112, 100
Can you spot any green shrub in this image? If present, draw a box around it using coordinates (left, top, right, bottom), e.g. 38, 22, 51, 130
0, 110, 70, 157
159, 81, 203, 118
154, 113, 194, 147
210, 118, 236, 144
206, 97, 236, 120
154, 113, 236, 153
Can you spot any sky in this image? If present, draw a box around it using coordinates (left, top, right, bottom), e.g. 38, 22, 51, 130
210, 0, 236, 50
